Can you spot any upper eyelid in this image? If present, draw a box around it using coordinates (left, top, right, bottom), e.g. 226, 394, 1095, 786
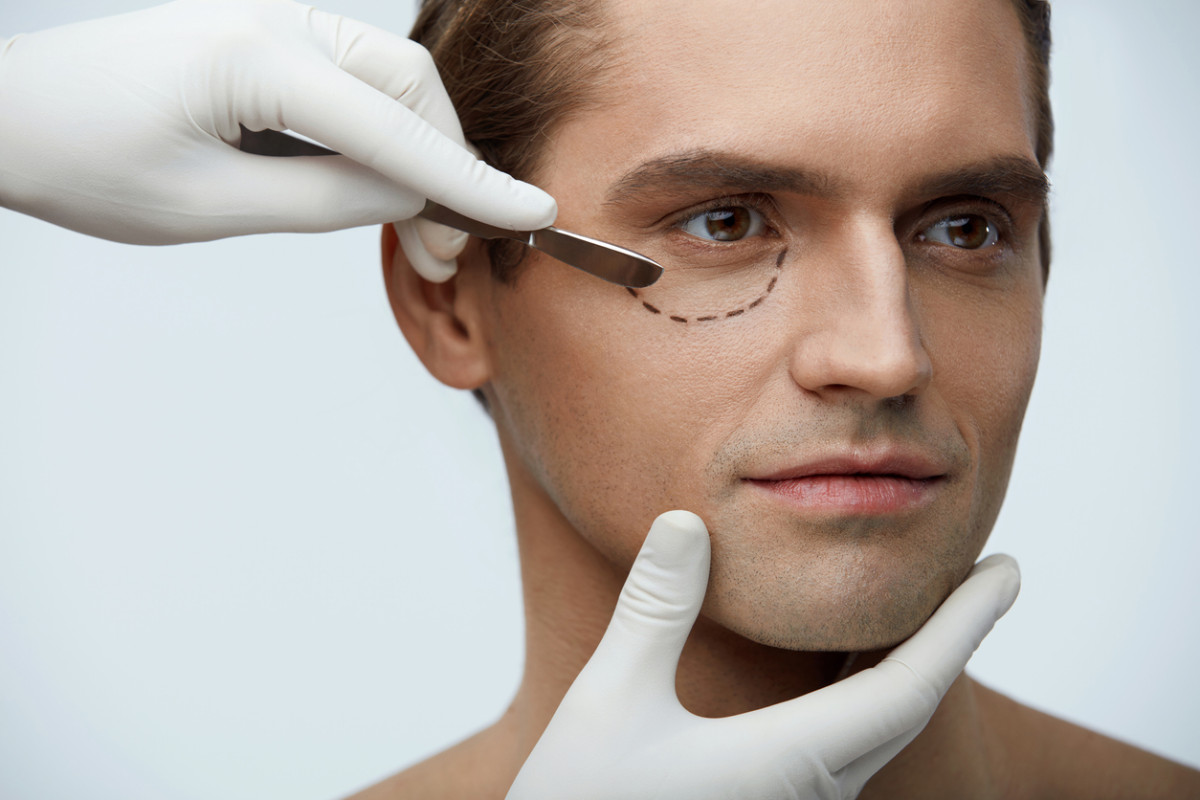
668, 193, 780, 229
669, 193, 1010, 222
917, 195, 1015, 227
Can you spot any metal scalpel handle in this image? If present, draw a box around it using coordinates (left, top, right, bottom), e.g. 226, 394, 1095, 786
418, 201, 663, 289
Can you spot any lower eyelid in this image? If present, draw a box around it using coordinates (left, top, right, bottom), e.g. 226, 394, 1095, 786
667, 228, 771, 251
661, 230, 782, 270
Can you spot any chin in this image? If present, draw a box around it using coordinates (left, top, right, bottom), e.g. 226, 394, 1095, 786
694, 487, 989, 652
716, 598, 934, 654
703, 534, 967, 653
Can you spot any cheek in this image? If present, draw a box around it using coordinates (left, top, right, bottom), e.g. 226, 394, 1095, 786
970, 295, 1041, 456
923, 276, 1043, 505
484, 261, 781, 553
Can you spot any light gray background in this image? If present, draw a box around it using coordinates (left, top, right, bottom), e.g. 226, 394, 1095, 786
2, 1, 1197, 797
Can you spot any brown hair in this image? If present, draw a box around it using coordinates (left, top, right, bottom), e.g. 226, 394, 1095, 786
411, 0, 1053, 278
1009, 0, 1055, 277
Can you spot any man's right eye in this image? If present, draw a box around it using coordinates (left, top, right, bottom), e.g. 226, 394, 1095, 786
678, 205, 766, 242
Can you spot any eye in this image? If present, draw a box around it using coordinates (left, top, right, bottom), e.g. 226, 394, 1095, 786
678, 205, 766, 242
918, 214, 998, 249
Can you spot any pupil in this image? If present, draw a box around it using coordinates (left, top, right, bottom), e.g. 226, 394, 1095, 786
704, 208, 749, 241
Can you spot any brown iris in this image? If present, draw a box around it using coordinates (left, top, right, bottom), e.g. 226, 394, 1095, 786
943, 215, 993, 249
701, 207, 754, 241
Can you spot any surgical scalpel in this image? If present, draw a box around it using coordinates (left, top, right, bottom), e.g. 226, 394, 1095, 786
237, 126, 663, 288
416, 201, 662, 288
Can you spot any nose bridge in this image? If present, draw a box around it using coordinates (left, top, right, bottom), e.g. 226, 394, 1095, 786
789, 219, 932, 401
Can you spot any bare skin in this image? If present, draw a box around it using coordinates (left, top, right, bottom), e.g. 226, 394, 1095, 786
349, 0, 1200, 797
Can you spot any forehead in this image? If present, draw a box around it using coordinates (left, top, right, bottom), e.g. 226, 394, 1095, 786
546, 0, 1036, 201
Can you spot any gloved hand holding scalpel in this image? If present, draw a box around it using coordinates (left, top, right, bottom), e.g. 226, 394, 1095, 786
0, 0, 553, 280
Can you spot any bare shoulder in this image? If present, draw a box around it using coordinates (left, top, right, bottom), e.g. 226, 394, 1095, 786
973, 681, 1200, 799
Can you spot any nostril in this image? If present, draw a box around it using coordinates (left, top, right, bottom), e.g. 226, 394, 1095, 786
884, 394, 915, 410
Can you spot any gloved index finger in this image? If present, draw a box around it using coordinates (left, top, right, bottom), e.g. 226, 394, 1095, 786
882, 553, 1020, 697
299, 7, 526, 263
271, 55, 556, 232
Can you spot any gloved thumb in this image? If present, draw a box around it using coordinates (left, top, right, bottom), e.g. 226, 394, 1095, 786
585, 510, 711, 702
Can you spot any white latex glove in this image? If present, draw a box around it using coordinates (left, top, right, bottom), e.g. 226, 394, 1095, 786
508, 510, 1021, 799
0, 0, 554, 279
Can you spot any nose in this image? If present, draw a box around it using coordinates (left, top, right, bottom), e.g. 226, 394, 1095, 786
788, 222, 932, 402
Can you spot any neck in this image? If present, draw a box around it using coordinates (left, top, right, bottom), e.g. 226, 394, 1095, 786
494, 429, 998, 797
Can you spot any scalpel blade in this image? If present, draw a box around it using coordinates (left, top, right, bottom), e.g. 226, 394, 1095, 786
418, 201, 662, 289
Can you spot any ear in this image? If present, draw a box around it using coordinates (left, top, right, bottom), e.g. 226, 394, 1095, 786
381, 224, 492, 390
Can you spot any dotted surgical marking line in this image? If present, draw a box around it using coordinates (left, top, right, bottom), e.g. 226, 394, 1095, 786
626, 248, 787, 324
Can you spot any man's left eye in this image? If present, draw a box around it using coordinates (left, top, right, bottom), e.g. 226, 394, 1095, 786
918, 214, 998, 249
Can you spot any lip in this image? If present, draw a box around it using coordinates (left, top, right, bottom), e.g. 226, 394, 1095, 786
744, 450, 949, 515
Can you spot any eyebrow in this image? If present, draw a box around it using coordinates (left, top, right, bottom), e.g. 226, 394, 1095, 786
915, 155, 1050, 207
605, 150, 837, 206
603, 149, 1049, 208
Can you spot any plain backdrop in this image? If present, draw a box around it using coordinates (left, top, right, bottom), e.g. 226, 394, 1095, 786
2, 0, 1198, 797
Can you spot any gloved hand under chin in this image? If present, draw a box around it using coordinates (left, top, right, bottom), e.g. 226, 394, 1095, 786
0, 0, 554, 279
508, 510, 1020, 799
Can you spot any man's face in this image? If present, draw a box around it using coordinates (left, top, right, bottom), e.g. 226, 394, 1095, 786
468, 0, 1045, 650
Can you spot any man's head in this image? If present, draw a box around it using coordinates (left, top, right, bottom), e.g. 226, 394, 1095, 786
384, 0, 1050, 651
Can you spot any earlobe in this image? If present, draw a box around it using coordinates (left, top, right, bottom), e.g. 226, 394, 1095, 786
381, 223, 493, 391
